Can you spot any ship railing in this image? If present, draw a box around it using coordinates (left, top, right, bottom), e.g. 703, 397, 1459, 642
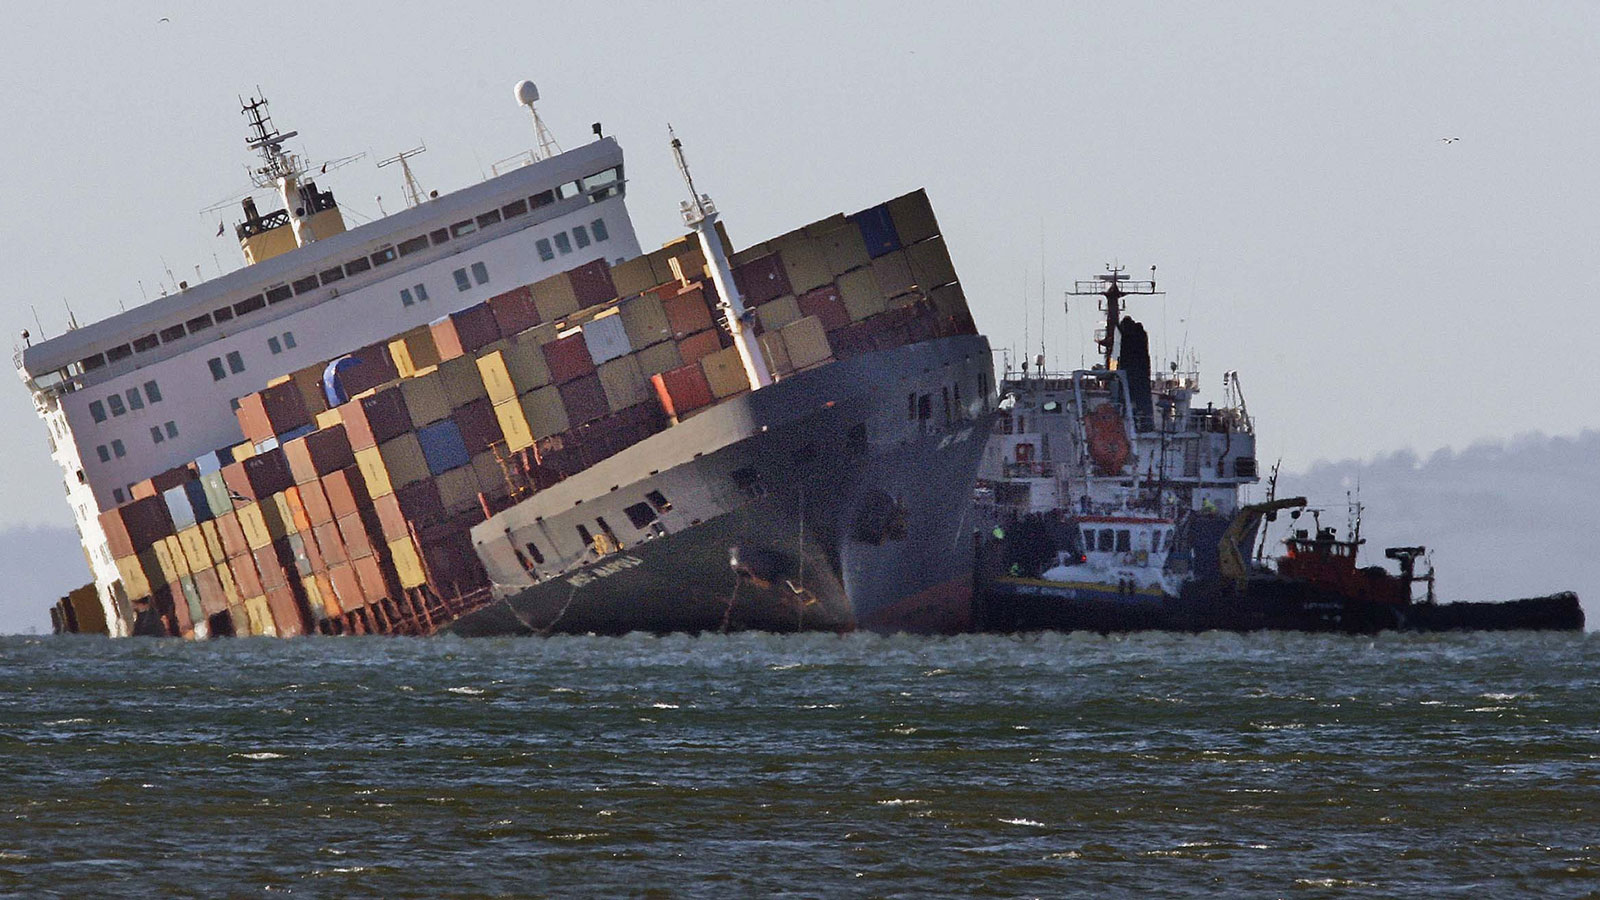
1002, 461, 1055, 478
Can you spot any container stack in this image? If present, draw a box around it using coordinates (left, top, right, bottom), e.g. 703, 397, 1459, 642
98, 189, 979, 638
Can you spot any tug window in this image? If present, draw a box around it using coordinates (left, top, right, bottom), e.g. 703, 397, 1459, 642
1082, 529, 1095, 550
1116, 530, 1131, 553
1098, 530, 1114, 552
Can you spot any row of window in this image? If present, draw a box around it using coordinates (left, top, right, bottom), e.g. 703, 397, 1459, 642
1081, 528, 1173, 554
399, 283, 430, 307
149, 420, 180, 444
70, 166, 624, 379
534, 218, 610, 262
208, 351, 246, 382
88, 381, 164, 424
95, 440, 126, 463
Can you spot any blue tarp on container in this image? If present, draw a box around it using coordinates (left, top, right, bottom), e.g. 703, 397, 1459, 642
194, 446, 235, 476
850, 204, 901, 258
163, 484, 197, 531
417, 419, 472, 475
181, 478, 215, 524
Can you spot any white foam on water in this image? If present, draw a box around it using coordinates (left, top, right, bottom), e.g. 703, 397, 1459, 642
447, 686, 485, 695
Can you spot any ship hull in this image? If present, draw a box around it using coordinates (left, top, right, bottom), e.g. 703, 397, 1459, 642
977, 576, 1584, 634
445, 334, 993, 637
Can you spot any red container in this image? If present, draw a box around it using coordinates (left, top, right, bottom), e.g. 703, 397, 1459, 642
542, 332, 596, 384
339, 343, 400, 396
652, 364, 715, 420
253, 544, 288, 591
236, 382, 311, 444
329, 563, 365, 611
312, 520, 349, 568
265, 585, 307, 637
321, 468, 368, 520
339, 387, 412, 451
298, 479, 334, 526
371, 493, 411, 543
304, 425, 356, 475
229, 551, 264, 599
734, 253, 792, 306
102, 496, 175, 556
798, 284, 851, 332
336, 512, 373, 560
450, 398, 502, 454
559, 373, 610, 426
193, 569, 226, 616
151, 465, 198, 493
431, 303, 502, 360
282, 436, 318, 485
663, 286, 715, 338
215, 512, 249, 559
677, 329, 723, 365
225, 448, 294, 501
488, 286, 540, 336
829, 320, 877, 361
567, 259, 617, 308
299, 529, 325, 574
352, 554, 390, 604
394, 479, 446, 524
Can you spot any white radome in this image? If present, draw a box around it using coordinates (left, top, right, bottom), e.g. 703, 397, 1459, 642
514, 80, 539, 107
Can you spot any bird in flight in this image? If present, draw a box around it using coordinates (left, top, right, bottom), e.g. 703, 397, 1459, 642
1440, 137, 1459, 143
159, 17, 170, 22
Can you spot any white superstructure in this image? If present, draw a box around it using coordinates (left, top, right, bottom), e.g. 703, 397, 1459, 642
15, 95, 645, 634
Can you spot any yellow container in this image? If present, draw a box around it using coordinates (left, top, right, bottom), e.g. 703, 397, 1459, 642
759, 332, 794, 378
597, 354, 650, 412
520, 386, 570, 441
817, 222, 871, 275
870, 251, 916, 299
930, 282, 969, 319
492, 398, 535, 453
619, 293, 671, 348
315, 408, 343, 430
438, 355, 489, 408
200, 520, 226, 566
886, 188, 939, 245
243, 595, 277, 637
669, 246, 707, 285
701, 346, 750, 399
178, 526, 212, 574
269, 493, 297, 537
162, 535, 191, 580
777, 238, 831, 294
906, 235, 957, 289
217, 561, 242, 605
757, 294, 802, 332
115, 554, 151, 601
137, 545, 168, 589
837, 268, 885, 322
237, 502, 273, 551
387, 538, 428, 589
532, 272, 580, 321
232, 442, 257, 461
353, 446, 395, 499
781, 316, 833, 370
300, 575, 326, 618
377, 432, 430, 490
609, 255, 659, 297
476, 351, 519, 406
400, 371, 451, 427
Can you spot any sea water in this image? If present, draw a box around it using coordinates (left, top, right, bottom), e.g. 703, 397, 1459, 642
1, 631, 1597, 897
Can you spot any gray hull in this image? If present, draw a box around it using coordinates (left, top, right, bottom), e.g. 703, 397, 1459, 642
445, 334, 994, 636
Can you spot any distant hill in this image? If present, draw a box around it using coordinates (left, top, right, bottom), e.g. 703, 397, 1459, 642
1278, 431, 1597, 625
0, 525, 91, 634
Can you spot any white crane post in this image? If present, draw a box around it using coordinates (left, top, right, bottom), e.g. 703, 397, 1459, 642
671, 130, 771, 390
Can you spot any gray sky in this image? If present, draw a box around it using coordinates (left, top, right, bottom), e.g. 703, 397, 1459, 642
4, 0, 1597, 540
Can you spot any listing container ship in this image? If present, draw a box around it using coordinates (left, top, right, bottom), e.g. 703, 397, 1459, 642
22, 86, 993, 638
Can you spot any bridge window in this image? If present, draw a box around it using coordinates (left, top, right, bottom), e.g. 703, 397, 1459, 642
233, 295, 266, 316
370, 246, 397, 267
624, 501, 657, 530
343, 257, 371, 277
226, 351, 245, 374
573, 225, 590, 249
143, 381, 162, 403
185, 314, 213, 333
160, 324, 187, 343
107, 394, 126, 417
133, 334, 160, 352
536, 238, 554, 261
557, 180, 582, 200
453, 269, 471, 292
450, 220, 477, 239
583, 167, 620, 190
1082, 528, 1094, 550
471, 262, 489, 285
150, 426, 164, 444
319, 266, 345, 285
502, 199, 528, 219
530, 189, 555, 209
398, 235, 430, 256
292, 275, 320, 295
106, 344, 133, 363
476, 210, 502, 229
89, 400, 106, 423
553, 232, 572, 255
96, 445, 110, 463
591, 218, 609, 242
212, 307, 233, 324
111, 440, 125, 459
429, 228, 449, 246
265, 285, 293, 304
125, 388, 143, 411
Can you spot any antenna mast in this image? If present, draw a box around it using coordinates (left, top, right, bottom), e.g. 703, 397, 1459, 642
377, 144, 429, 209
670, 126, 771, 392
240, 92, 320, 246
1068, 263, 1162, 370
514, 81, 562, 161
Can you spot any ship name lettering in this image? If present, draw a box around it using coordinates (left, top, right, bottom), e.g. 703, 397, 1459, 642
567, 555, 645, 587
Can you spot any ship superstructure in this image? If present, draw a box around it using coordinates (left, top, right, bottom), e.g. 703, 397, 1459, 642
18, 92, 642, 634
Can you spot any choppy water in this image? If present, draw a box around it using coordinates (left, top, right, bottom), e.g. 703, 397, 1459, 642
2, 631, 1598, 898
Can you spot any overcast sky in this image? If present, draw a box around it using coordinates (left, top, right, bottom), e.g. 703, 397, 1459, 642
3, 1, 1596, 541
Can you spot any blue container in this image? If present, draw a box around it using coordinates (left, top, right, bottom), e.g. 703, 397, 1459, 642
181, 478, 215, 524
850, 204, 901, 258
417, 419, 471, 475
163, 484, 197, 531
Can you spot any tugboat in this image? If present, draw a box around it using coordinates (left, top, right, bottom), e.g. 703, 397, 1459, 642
973, 265, 1584, 634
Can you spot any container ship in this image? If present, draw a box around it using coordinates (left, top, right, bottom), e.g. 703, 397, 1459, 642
23, 86, 993, 638
972, 266, 1583, 633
